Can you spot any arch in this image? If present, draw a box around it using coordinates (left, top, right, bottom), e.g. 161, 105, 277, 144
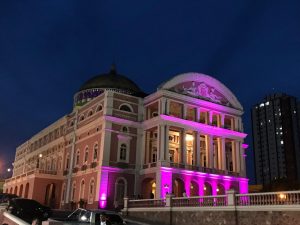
96, 104, 103, 112
204, 182, 212, 196
71, 182, 76, 201
80, 179, 85, 199
114, 177, 128, 208
93, 143, 98, 161
119, 103, 133, 112
141, 178, 156, 199
10, 187, 13, 194
190, 180, 199, 196
14, 186, 18, 195
19, 184, 24, 197
88, 178, 95, 204
24, 183, 29, 198
217, 183, 225, 195
230, 184, 239, 193
84, 147, 89, 163
44, 183, 56, 207
121, 126, 129, 133
75, 150, 80, 165
173, 178, 184, 197
88, 110, 94, 117
79, 114, 85, 121
158, 72, 243, 110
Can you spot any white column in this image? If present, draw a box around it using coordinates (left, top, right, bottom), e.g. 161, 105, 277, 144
155, 170, 161, 198
208, 135, 214, 168
157, 125, 161, 161
221, 138, 226, 171
209, 111, 213, 125
221, 114, 225, 128
182, 129, 187, 165
235, 141, 241, 173
166, 99, 170, 115
145, 131, 151, 164
196, 132, 201, 167
217, 138, 222, 169
196, 108, 200, 122
160, 98, 166, 115
231, 141, 236, 172
165, 125, 170, 162
193, 131, 197, 165
183, 104, 187, 119
159, 125, 167, 161
240, 147, 246, 177
140, 131, 146, 166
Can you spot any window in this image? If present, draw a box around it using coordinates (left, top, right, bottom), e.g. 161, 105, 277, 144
88, 110, 93, 117
152, 149, 157, 163
84, 148, 89, 163
89, 179, 95, 195
76, 150, 80, 165
80, 115, 85, 121
120, 144, 127, 161
119, 104, 132, 112
122, 126, 128, 133
66, 155, 70, 169
93, 144, 98, 160
96, 105, 103, 112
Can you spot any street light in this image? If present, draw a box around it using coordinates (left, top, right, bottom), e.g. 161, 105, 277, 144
37, 154, 43, 169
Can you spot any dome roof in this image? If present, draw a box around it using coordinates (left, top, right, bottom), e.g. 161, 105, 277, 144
79, 66, 144, 96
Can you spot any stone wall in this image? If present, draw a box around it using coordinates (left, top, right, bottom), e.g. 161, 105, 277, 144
126, 210, 300, 225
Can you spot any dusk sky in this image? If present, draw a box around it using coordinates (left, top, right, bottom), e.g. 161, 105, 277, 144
1, 1, 300, 183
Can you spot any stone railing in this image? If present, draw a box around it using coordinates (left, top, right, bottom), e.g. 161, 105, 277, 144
236, 190, 300, 206
124, 190, 300, 210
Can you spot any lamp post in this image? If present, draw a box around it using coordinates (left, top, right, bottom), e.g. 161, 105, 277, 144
37, 154, 43, 169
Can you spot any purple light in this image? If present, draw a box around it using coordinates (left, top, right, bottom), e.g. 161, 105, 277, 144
160, 115, 247, 138
99, 170, 109, 209
160, 168, 172, 198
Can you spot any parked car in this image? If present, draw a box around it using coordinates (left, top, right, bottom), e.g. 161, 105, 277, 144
0, 193, 18, 204
50, 208, 126, 225
6, 198, 52, 224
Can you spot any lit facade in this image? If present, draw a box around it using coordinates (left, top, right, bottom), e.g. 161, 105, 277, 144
4, 69, 248, 209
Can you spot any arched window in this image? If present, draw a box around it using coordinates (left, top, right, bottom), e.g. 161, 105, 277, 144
80, 115, 85, 121
119, 104, 132, 112
84, 147, 89, 163
66, 154, 70, 169
88, 110, 93, 117
96, 105, 103, 112
88, 179, 95, 204
80, 180, 85, 199
120, 144, 127, 161
93, 144, 98, 161
71, 182, 76, 201
122, 126, 128, 133
76, 150, 80, 166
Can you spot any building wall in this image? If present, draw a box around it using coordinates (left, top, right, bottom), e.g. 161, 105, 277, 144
5, 72, 248, 210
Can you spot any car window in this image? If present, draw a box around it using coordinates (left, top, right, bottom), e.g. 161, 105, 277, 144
107, 214, 122, 223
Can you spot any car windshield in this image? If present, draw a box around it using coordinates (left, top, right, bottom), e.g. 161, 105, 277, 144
67, 208, 91, 222
107, 214, 123, 223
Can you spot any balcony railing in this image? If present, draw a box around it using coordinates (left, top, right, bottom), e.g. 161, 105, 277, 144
236, 191, 300, 206
125, 190, 300, 210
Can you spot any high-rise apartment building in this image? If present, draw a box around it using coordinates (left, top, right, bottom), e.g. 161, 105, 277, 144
252, 93, 300, 189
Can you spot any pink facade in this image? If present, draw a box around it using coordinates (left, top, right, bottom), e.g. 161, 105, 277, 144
4, 70, 248, 210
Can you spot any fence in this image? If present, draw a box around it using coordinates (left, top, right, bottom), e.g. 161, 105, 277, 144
124, 190, 300, 210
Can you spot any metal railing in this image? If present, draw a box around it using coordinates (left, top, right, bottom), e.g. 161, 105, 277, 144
236, 191, 300, 206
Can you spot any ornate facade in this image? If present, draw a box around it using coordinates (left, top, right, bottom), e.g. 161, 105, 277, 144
4, 69, 248, 209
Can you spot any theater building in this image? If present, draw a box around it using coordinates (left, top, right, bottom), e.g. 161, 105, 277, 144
4, 67, 248, 209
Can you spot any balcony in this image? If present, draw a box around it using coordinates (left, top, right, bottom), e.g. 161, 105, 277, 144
142, 161, 241, 177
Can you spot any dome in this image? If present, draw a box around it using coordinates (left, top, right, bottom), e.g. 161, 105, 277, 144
79, 66, 143, 94
74, 65, 145, 107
